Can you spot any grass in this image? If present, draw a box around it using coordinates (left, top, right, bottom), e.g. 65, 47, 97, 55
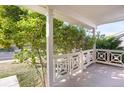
0, 62, 44, 87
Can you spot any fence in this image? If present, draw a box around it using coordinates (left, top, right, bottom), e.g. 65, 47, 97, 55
53, 49, 124, 82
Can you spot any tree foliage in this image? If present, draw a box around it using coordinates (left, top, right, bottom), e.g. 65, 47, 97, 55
0, 5, 95, 86
96, 32, 123, 50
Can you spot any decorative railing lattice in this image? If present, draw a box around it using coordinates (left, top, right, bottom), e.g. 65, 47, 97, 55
53, 49, 124, 82
82, 49, 94, 69
53, 52, 82, 82
53, 50, 94, 82
96, 49, 124, 67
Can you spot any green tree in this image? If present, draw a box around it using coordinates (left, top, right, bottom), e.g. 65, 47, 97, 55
0, 5, 47, 86
54, 23, 94, 54
96, 32, 123, 50
0, 5, 95, 86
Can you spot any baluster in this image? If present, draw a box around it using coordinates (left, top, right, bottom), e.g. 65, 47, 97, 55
107, 50, 110, 63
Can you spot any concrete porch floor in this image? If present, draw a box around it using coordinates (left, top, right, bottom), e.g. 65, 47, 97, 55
54, 63, 124, 87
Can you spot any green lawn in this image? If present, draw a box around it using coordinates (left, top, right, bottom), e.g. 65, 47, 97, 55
0, 62, 44, 87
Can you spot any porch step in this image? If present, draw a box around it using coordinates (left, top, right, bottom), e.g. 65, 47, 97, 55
0, 75, 19, 87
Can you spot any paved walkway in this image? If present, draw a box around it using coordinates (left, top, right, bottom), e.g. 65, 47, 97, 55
0, 52, 14, 61
54, 63, 124, 87
0, 75, 19, 87
0, 52, 14, 63
0, 59, 15, 64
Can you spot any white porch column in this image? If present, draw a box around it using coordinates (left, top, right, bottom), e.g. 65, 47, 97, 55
93, 28, 96, 63
46, 8, 53, 87
93, 28, 96, 49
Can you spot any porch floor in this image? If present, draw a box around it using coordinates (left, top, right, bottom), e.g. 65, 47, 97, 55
54, 63, 124, 87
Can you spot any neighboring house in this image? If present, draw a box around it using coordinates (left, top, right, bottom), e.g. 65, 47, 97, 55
113, 31, 124, 48
0, 52, 14, 61
120, 37, 124, 47
0, 45, 19, 61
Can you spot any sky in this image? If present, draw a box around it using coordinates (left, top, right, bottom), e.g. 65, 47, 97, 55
97, 21, 124, 36
97, 21, 124, 46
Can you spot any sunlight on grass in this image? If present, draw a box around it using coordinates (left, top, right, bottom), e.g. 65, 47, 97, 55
0, 62, 44, 87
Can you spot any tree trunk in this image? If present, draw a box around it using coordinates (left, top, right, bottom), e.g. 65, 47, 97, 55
36, 48, 46, 87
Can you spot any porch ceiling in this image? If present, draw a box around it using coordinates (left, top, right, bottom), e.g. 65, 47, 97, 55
23, 5, 124, 29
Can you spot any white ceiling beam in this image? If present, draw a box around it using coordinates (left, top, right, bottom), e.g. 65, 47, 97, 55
53, 11, 95, 29
96, 8, 124, 25
21, 5, 48, 16
22, 5, 124, 29
22, 5, 96, 29
48, 5, 96, 29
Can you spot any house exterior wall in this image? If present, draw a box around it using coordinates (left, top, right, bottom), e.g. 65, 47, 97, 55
120, 37, 124, 48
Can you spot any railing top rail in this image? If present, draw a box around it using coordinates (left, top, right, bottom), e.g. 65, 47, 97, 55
96, 49, 124, 53
54, 52, 81, 59
54, 49, 94, 59
82, 49, 93, 53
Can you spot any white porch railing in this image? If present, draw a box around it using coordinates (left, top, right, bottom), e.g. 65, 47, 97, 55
82, 49, 94, 69
53, 49, 94, 82
53, 52, 82, 82
53, 49, 124, 83
96, 49, 124, 67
